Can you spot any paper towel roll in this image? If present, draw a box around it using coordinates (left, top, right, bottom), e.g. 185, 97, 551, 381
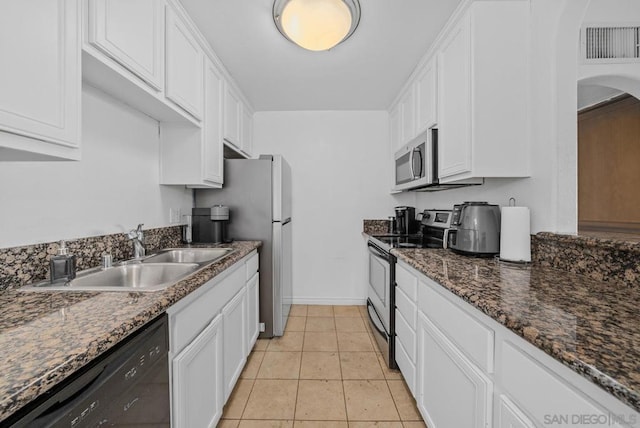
500, 206, 531, 262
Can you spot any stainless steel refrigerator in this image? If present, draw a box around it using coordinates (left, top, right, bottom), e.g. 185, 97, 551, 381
195, 155, 292, 337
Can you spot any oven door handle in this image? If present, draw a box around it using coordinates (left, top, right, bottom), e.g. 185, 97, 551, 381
366, 299, 388, 338
367, 241, 391, 261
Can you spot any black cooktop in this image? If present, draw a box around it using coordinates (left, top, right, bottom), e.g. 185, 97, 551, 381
372, 234, 443, 249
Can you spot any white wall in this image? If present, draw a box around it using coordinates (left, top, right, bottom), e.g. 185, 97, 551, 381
0, 85, 193, 248
253, 111, 412, 304
578, 0, 640, 100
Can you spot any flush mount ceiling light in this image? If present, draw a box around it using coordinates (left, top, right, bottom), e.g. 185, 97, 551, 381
273, 0, 361, 52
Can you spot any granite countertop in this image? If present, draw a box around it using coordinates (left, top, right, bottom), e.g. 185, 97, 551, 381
0, 240, 261, 422
390, 247, 640, 413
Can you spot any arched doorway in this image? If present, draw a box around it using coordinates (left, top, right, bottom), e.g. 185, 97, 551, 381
577, 83, 640, 233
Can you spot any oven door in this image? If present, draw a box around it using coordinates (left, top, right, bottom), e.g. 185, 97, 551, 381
367, 241, 397, 369
368, 242, 391, 331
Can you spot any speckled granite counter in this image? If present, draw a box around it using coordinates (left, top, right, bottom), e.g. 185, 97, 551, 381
0, 240, 261, 422
390, 247, 640, 413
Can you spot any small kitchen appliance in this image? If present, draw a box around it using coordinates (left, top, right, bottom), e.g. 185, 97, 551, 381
191, 205, 230, 244
446, 202, 501, 256
394, 206, 417, 235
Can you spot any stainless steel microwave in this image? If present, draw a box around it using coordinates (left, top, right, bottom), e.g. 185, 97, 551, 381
393, 129, 436, 191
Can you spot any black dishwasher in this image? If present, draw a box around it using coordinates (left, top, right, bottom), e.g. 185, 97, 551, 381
5, 314, 170, 427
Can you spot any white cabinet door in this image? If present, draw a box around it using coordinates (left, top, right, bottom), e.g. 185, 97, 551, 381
0, 0, 80, 160
246, 273, 260, 353
241, 106, 253, 157
400, 87, 416, 144
389, 103, 402, 151
415, 58, 437, 133
498, 395, 535, 428
172, 314, 223, 428
224, 84, 241, 148
223, 287, 247, 400
165, 6, 203, 119
203, 59, 224, 184
87, 0, 164, 90
417, 312, 492, 428
437, 14, 472, 179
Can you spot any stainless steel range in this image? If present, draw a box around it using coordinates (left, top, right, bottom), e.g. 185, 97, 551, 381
366, 209, 451, 368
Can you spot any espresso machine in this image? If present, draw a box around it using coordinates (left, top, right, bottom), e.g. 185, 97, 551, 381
191, 205, 231, 244
394, 206, 418, 235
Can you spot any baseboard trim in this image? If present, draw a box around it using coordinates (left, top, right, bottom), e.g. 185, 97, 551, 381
291, 297, 367, 306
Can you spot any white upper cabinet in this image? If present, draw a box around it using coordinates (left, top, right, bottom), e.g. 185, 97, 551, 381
400, 87, 416, 146
203, 59, 224, 184
165, 5, 203, 120
438, 13, 473, 179
415, 58, 437, 135
159, 57, 224, 188
224, 83, 241, 148
389, 103, 402, 153
241, 106, 254, 157
87, 0, 164, 91
438, 1, 530, 183
0, 0, 81, 160
391, 86, 417, 151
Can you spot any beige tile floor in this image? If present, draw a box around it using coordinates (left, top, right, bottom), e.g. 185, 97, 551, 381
219, 305, 427, 427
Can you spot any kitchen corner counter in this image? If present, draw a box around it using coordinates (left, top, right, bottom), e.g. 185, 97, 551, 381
0, 240, 261, 422
390, 247, 640, 414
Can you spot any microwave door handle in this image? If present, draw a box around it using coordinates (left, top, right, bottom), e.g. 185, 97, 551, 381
409, 148, 416, 180
413, 148, 423, 178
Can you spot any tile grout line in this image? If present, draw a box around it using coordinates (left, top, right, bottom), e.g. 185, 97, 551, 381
292, 314, 307, 421
337, 312, 351, 423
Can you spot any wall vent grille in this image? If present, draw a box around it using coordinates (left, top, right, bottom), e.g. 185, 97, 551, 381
583, 26, 640, 62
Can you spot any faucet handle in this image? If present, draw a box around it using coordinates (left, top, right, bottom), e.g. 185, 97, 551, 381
102, 254, 113, 269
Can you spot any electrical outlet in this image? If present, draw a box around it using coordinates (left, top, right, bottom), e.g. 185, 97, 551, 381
169, 208, 179, 224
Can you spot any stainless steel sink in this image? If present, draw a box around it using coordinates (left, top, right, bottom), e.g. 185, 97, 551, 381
22, 263, 200, 292
21, 246, 237, 293
142, 248, 234, 264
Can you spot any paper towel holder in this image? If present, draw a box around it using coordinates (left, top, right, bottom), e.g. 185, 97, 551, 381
498, 197, 532, 264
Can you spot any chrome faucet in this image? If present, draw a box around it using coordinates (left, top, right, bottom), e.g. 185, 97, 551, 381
127, 223, 146, 258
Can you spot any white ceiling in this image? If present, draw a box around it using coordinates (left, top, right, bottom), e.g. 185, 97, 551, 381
179, 0, 462, 111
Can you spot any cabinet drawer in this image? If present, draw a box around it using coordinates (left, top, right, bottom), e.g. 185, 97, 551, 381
500, 341, 624, 427
246, 251, 259, 280
395, 285, 417, 330
395, 309, 416, 363
419, 277, 494, 373
395, 337, 416, 397
396, 262, 417, 300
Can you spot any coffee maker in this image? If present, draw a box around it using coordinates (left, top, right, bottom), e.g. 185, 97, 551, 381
191, 205, 231, 244
394, 206, 418, 235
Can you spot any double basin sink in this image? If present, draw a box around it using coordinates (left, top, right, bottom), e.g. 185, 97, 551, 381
22, 248, 235, 292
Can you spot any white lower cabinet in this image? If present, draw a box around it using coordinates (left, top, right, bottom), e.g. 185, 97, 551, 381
497, 395, 535, 428
167, 250, 259, 428
222, 287, 247, 400
246, 273, 260, 351
394, 259, 640, 428
172, 314, 223, 428
417, 312, 493, 428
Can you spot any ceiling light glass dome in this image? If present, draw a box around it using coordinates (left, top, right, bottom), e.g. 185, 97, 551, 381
273, 0, 361, 51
